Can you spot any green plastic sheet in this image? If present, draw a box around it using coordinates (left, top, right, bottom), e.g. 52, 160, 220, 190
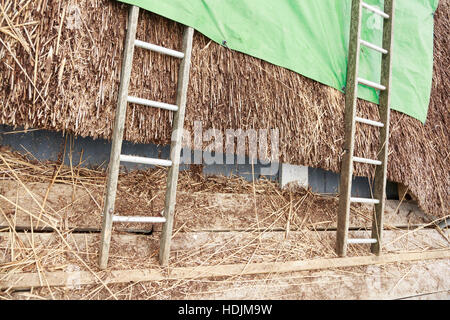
117, 0, 439, 123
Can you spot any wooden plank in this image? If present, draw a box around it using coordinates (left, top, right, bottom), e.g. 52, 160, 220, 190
168, 229, 449, 253
2, 249, 449, 290
99, 5, 140, 269
371, 0, 395, 255
336, 0, 363, 257
159, 27, 194, 266
2, 229, 446, 265
0, 232, 156, 266
0, 179, 429, 231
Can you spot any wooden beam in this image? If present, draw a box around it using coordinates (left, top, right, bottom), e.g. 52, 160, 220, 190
337, 0, 363, 257
98, 5, 140, 270
2, 250, 448, 290
371, 0, 395, 255
159, 27, 194, 266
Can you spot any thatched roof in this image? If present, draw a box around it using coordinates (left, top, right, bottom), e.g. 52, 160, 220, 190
0, 0, 448, 218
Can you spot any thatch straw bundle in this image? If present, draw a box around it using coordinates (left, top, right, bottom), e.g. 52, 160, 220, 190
0, 0, 448, 218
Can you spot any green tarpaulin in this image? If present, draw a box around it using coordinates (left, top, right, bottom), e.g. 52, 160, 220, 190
117, 0, 439, 123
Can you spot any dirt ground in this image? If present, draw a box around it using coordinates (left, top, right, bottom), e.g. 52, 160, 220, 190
0, 148, 448, 300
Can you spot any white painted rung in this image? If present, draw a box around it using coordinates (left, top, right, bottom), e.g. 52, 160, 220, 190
350, 197, 380, 204
120, 154, 172, 167
348, 238, 377, 244
362, 2, 390, 19
353, 156, 382, 166
127, 96, 179, 112
113, 215, 167, 223
135, 40, 185, 59
360, 39, 388, 54
355, 116, 384, 127
358, 78, 386, 91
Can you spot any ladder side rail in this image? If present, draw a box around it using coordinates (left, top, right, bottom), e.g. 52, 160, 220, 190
99, 5, 140, 269
371, 0, 395, 255
336, 0, 363, 257
336, 0, 362, 256
159, 26, 194, 266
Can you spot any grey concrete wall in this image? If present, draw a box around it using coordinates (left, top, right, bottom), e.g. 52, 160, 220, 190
0, 125, 172, 170
0, 125, 398, 198
308, 167, 398, 198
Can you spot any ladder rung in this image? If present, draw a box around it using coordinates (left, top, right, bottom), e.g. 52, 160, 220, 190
361, 2, 390, 19
360, 39, 388, 54
358, 78, 386, 91
120, 155, 172, 167
127, 96, 179, 111
350, 197, 380, 204
355, 116, 384, 127
135, 40, 185, 59
348, 238, 378, 244
113, 215, 167, 223
353, 156, 382, 166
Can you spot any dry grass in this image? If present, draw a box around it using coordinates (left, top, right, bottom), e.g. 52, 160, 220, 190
0, 146, 357, 299
0, 146, 448, 300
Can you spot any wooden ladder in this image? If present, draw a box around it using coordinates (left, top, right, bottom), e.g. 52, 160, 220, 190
336, 0, 395, 257
98, 5, 194, 269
